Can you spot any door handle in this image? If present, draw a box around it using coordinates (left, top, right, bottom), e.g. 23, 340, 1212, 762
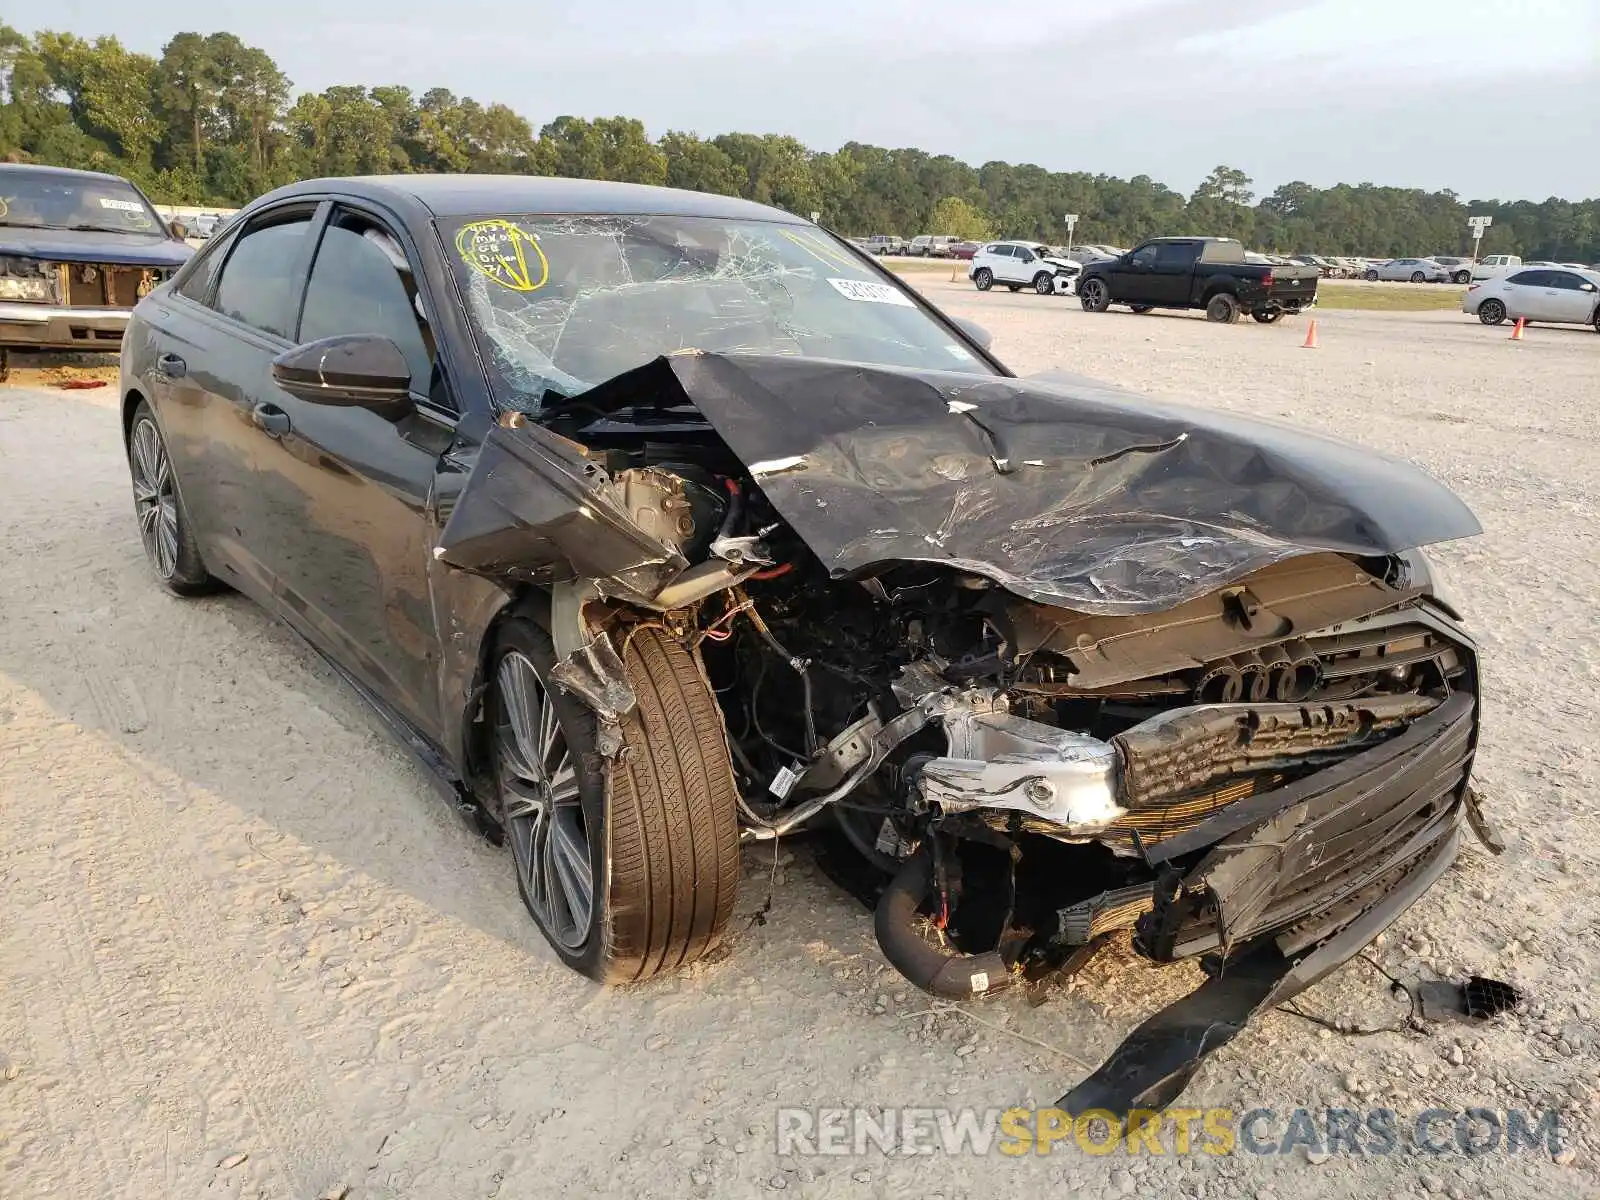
156, 352, 187, 378
252, 402, 291, 437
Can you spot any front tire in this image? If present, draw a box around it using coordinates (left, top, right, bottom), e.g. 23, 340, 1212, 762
1079, 279, 1110, 312
1205, 292, 1241, 323
973, 268, 993, 291
1478, 298, 1507, 325
1128, 305, 1153, 314
126, 401, 217, 596
1410, 271, 1426, 283
1032, 272, 1054, 295
491, 618, 740, 983
1453, 270, 1471, 284
1365, 269, 1379, 281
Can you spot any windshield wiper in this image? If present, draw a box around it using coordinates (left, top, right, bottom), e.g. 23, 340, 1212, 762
63, 223, 152, 235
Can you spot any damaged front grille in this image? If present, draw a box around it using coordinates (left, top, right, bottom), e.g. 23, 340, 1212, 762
1136, 691, 1476, 961
63, 262, 163, 308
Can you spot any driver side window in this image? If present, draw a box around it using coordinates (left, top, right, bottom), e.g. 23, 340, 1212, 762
299, 211, 436, 398
1130, 244, 1159, 268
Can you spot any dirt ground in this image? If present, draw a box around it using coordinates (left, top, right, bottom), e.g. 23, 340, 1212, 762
2, 296, 1598, 1200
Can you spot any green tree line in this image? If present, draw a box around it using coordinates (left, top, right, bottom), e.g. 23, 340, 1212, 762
2, 25, 1596, 262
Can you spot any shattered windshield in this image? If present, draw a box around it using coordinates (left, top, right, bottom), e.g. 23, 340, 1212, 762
440, 214, 996, 410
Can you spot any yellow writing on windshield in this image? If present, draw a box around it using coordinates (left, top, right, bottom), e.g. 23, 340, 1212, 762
454, 219, 549, 292
781, 229, 862, 274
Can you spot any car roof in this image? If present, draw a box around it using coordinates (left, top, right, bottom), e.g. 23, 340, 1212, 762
0, 162, 139, 185
249, 174, 806, 224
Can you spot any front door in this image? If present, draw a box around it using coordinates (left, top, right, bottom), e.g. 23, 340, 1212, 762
243, 203, 452, 741
1151, 241, 1200, 304
1544, 271, 1600, 324
1108, 243, 1159, 301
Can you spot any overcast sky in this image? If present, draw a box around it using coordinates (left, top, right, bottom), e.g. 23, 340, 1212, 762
20, 0, 1600, 200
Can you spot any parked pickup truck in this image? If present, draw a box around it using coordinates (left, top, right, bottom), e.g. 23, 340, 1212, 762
0, 163, 191, 378
1076, 236, 1319, 323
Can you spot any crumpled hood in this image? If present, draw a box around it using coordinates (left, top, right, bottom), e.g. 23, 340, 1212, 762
1040, 256, 1081, 273
0, 227, 191, 269
560, 352, 1480, 615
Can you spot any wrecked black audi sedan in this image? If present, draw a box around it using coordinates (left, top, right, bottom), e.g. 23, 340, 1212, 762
120, 176, 1498, 1112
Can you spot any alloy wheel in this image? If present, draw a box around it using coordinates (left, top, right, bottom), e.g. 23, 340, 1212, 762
496, 650, 593, 949
130, 418, 179, 580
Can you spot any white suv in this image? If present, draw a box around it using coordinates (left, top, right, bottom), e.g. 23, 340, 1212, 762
968, 241, 1081, 295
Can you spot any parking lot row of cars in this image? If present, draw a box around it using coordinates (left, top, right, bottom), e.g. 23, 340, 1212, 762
854, 234, 1600, 288
953, 236, 1600, 334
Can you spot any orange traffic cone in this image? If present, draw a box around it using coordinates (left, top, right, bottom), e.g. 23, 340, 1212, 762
1510, 317, 1526, 341
1301, 320, 1318, 349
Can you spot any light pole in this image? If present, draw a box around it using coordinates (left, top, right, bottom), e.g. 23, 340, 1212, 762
1468, 214, 1492, 261
1064, 213, 1079, 255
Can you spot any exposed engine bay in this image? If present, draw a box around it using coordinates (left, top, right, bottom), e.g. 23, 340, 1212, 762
439, 351, 1496, 1114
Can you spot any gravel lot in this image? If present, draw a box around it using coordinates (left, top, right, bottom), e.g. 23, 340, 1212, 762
2, 293, 1597, 1199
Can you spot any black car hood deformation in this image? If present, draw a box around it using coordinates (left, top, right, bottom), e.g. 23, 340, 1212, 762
498, 352, 1479, 616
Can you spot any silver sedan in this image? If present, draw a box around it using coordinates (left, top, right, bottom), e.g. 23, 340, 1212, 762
1463, 266, 1600, 329
1364, 257, 1451, 283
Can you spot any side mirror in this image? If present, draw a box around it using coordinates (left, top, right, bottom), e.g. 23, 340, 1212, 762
953, 317, 994, 351
271, 334, 413, 409
169, 220, 188, 239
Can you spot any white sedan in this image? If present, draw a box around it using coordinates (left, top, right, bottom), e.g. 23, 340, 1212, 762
1463, 266, 1600, 330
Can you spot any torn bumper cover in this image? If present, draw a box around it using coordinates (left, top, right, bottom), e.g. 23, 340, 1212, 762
1056, 692, 1484, 1117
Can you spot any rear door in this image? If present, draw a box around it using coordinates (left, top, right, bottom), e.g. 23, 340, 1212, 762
144, 202, 320, 601
987, 244, 1017, 281
243, 201, 454, 740
1501, 270, 1555, 320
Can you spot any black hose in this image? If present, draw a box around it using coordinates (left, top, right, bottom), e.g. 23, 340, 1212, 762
874, 849, 1011, 1000
718, 479, 745, 540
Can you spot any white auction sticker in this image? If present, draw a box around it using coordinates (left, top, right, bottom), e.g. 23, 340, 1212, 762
827, 277, 915, 307
97, 198, 145, 213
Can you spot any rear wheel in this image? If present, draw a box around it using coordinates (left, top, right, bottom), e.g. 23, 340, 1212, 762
491, 618, 740, 983
1080, 279, 1110, 312
1251, 308, 1283, 324
973, 268, 993, 291
1205, 292, 1241, 323
1006, 284, 1021, 292
1128, 305, 1153, 314
1453, 270, 1472, 285
1365, 269, 1379, 281
1478, 298, 1507, 325
127, 401, 217, 596
1033, 272, 1054, 295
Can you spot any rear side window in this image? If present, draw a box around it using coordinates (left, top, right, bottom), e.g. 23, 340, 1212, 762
175, 234, 230, 303
990, 245, 1014, 258
1199, 240, 1244, 263
1506, 270, 1546, 286
214, 214, 313, 338
299, 218, 434, 391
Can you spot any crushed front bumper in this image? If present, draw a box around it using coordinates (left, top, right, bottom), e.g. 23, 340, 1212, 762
1056, 691, 1488, 1116
0, 302, 131, 351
